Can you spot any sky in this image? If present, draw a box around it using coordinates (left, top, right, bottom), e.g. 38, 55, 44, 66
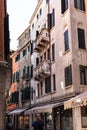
7, 0, 38, 50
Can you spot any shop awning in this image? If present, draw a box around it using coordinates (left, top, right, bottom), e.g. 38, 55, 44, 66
25, 102, 63, 115
8, 107, 27, 115
64, 91, 87, 110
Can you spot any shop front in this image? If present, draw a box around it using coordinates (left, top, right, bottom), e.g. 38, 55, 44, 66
8, 107, 29, 130
24, 103, 59, 130
64, 91, 87, 130
53, 105, 73, 130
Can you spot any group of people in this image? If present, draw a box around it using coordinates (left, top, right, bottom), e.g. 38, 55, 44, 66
6, 114, 44, 130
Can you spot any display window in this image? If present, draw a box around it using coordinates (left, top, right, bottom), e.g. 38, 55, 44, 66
81, 106, 87, 128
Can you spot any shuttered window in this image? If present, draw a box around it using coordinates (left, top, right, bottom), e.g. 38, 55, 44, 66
21, 87, 30, 101
11, 91, 19, 103
31, 65, 33, 78
47, 48, 50, 60
45, 76, 51, 93
53, 74, 56, 91
51, 9, 55, 27
30, 42, 34, 55
61, 0, 68, 14
36, 57, 39, 66
52, 43, 55, 61
78, 28, 85, 49
22, 49, 26, 57
80, 65, 87, 85
65, 65, 72, 86
74, 0, 85, 11
47, 8, 55, 29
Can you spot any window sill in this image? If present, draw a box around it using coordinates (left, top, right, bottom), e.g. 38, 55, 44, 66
78, 48, 86, 52
51, 60, 55, 64
65, 85, 72, 89
50, 91, 56, 94
74, 8, 86, 14
63, 49, 70, 55
61, 9, 69, 17
80, 85, 87, 87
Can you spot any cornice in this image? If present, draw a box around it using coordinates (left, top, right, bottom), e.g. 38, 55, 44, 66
29, 0, 44, 25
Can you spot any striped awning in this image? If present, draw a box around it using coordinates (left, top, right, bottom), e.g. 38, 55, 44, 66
64, 91, 87, 110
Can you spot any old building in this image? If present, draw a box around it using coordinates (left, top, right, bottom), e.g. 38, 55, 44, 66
7, 26, 31, 130
8, 0, 87, 130
0, 0, 10, 130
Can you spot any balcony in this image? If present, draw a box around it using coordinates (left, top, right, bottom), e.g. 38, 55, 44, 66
22, 73, 31, 81
34, 60, 50, 81
34, 28, 49, 53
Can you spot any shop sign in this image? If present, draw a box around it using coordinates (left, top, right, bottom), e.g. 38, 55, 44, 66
71, 100, 84, 108
6, 104, 17, 110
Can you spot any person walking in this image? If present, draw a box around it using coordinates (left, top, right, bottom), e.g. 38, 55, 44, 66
6, 119, 13, 130
31, 114, 44, 130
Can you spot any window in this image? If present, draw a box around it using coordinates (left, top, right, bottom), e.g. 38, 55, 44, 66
45, 76, 51, 93
37, 83, 40, 97
52, 43, 55, 61
15, 54, 20, 62
64, 30, 69, 51
16, 71, 20, 81
47, 8, 55, 29
53, 74, 56, 91
27, 66, 30, 77
65, 65, 72, 86
21, 87, 30, 101
74, 0, 85, 11
32, 23, 34, 29
30, 88, 34, 100
51, 8, 55, 27
36, 57, 39, 66
30, 42, 34, 55
40, 56, 43, 62
22, 49, 26, 57
31, 65, 33, 78
40, 82, 43, 96
61, 0, 68, 14
36, 31, 39, 38
28, 45, 30, 52
81, 106, 87, 128
44, 52, 46, 60
12, 73, 16, 83
78, 28, 85, 49
37, 14, 39, 20
40, 8, 42, 16
23, 66, 26, 76
11, 91, 19, 103
80, 65, 87, 85
47, 48, 50, 60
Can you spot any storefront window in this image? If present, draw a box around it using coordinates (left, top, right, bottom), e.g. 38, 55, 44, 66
54, 106, 73, 130
24, 116, 29, 129
45, 112, 52, 130
18, 116, 24, 129
61, 109, 73, 130
81, 106, 87, 128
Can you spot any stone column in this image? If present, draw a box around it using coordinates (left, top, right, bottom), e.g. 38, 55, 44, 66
73, 107, 82, 130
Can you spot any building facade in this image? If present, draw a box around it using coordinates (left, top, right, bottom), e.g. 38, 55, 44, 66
8, 0, 87, 130
0, 0, 10, 130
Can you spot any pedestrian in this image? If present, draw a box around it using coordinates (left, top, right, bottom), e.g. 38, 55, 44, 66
6, 119, 13, 130
31, 114, 44, 130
